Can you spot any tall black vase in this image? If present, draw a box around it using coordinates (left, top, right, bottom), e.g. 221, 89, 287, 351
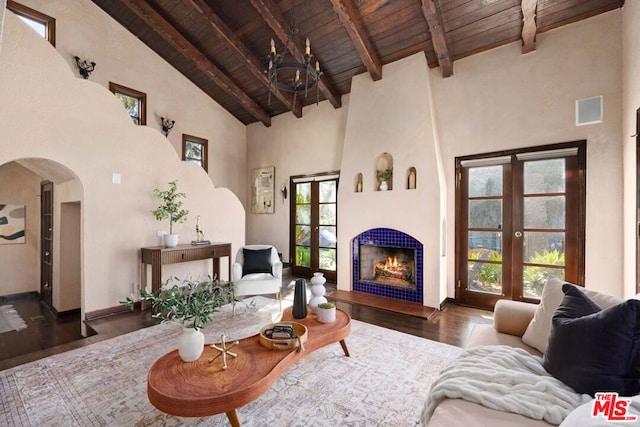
292, 278, 308, 319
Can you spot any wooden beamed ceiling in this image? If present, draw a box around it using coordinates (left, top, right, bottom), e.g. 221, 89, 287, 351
91, 0, 624, 126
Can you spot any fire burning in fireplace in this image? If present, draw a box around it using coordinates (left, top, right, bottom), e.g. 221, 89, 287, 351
359, 244, 416, 289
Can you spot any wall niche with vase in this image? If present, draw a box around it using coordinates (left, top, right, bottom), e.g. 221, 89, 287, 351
375, 153, 393, 191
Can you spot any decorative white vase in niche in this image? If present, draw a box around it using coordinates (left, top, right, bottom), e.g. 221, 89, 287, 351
379, 181, 388, 191
308, 272, 328, 313
178, 327, 204, 362
164, 233, 179, 248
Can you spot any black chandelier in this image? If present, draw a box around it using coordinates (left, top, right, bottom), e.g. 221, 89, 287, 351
266, 2, 322, 109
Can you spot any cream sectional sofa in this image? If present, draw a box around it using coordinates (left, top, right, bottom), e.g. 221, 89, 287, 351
426, 278, 630, 426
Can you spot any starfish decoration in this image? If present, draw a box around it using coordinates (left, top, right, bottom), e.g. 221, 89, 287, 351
208, 334, 239, 370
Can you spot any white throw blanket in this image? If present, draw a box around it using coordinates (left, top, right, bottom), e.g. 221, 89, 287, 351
421, 345, 592, 425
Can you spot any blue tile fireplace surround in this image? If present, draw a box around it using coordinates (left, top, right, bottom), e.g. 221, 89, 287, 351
352, 228, 423, 304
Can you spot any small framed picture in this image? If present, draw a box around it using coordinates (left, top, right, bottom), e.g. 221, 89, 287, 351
251, 167, 275, 214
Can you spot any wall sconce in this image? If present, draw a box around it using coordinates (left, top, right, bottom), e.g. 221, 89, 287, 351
161, 117, 175, 137
74, 56, 95, 79
281, 185, 288, 200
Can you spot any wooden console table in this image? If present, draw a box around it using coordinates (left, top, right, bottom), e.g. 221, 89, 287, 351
140, 243, 231, 308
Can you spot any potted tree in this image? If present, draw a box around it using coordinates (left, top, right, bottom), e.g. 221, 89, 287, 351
121, 275, 235, 362
152, 180, 189, 247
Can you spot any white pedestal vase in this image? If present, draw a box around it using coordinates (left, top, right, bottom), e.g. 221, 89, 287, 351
379, 181, 388, 191
178, 327, 204, 362
164, 233, 179, 248
308, 272, 328, 313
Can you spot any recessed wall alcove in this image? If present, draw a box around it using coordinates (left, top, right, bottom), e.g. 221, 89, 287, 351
354, 172, 363, 192
407, 167, 417, 190
375, 152, 393, 191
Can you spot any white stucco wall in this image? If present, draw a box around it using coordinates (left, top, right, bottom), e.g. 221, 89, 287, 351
431, 10, 623, 297
246, 98, 349, 260
0, 0, 6, 48
0, 163, 39, 296
622, 0, 640, 298
337, 54, 442, 308
14, 0, 248, 203
0, 11, 245, 314
247, 10, 626, 301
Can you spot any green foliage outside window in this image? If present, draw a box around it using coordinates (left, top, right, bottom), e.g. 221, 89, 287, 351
469, 249, 565, 298
523, 250, 565, 297
115, 92, 140, 124
296, 246, 310, 267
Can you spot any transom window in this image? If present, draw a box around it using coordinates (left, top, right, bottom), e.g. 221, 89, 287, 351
109, 82, 147, 126
182, 134, 208, 172
7, 0, 56, 46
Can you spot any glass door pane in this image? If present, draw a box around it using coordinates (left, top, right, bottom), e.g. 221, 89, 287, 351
521, 159, 567, 299
466, 166, 504, 295
319, 180, 337, 271
295, 182, 311, 268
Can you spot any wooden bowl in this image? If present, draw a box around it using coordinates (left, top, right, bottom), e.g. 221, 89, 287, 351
259, 322, 308, 351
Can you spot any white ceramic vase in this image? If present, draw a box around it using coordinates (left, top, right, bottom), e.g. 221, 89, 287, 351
308, 272, 328, 313
379, 181, 388, 191
178, 327, 204, 362
317, 306, 336, 323
164, 233, 179, 248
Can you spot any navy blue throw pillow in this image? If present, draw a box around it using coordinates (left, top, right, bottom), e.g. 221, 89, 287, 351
542, 284, 640, 396
242, 248, 272, 276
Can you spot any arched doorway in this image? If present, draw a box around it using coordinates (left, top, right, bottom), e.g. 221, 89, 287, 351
0, 158, 86, 358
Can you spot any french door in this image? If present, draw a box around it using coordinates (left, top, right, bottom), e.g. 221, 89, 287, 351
456, 142, 586, 309
290, 173, 339, 282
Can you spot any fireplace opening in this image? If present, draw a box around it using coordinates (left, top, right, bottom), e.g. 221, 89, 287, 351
359, 244, 416, 290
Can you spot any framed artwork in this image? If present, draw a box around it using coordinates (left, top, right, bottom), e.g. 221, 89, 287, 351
251, 167, 275, 214
0, 204, 26, 244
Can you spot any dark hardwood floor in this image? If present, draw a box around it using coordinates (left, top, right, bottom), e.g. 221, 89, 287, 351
0, 281, 493, 372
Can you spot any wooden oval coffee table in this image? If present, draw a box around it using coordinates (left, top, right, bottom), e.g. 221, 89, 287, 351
147, 306, 351, 426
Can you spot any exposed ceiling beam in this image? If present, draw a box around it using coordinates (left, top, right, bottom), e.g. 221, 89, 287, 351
120, 0, 271, 126
185, 0, 302, 118
328, 0, 382, 81
521, 0, 538, 54
421, 0, 453, 78
248, 0, 342, 109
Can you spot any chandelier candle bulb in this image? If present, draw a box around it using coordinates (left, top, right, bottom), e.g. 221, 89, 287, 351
316, 61, 320, 72
295, 69, 300, 83
305, 38, 310, 55
270, 38, 276, 54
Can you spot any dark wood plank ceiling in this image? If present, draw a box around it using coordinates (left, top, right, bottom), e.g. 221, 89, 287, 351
91, 0, 624, 126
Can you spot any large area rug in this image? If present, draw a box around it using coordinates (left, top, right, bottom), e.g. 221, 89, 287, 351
0, 297, 462, 426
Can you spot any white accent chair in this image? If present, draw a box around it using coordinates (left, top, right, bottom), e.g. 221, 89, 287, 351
231, 245, 283, 316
